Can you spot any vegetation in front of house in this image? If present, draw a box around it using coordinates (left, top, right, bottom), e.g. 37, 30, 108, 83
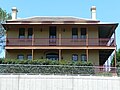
111, 49, 120, 66
0, 8, 12, 37
0, 59, 94, 75
116, 62, 120, 76
0, 58, 93, 66
112, 49, 120, 76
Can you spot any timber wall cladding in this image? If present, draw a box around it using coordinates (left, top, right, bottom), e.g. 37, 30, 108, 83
0, 75, 120, 90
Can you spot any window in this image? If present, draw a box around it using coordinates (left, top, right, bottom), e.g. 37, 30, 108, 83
81, 54, 87, 61
72, 54, 78, 61
72, 28, 78, 39
28, 28, 33, 39
27, 54, 32, 60
81, 28, 86, 39
19, 28, 25, 38
17, 54, 24, 60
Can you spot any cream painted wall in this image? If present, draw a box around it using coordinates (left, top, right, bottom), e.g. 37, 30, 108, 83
7, 25, 99, 39
87, 26, 98, 45
6, 50, 32, 59
7, 29, 18, 38
34, 50, 46, 59
62, 50, 86, 61
89, 50, 99, 65
34, 26, 49, 38
88, 26, 98, 38
7, 26, 30, 38
60, 25, 72, 38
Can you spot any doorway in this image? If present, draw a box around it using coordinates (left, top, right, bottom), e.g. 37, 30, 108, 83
46, 53, 58, 60
49, 26, 56, 45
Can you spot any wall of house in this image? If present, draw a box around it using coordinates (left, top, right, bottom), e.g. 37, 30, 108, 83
6, 24, 99, 65
7, 26, 31, 38
88, 26, 98, 38
60, 25, 98, 39
34, 26, 49, 38
7, 29, 18, 38
89, 50, 99, 65
6, 50, 32, 59
61, 50, 86, 61
7, 25, 98, 39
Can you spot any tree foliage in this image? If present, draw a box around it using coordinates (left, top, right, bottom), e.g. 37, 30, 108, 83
116, 49, 120, 62
0, 8, 12, 56
112, 49, 120, 66
0, 7, 12, 37
0, 8, 12, 21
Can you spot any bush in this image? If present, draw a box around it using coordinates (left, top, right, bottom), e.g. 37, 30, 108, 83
0, 59, 93, 66
0, 59, 94, 75
0, 64, 94, 75
116, 62, 120, 76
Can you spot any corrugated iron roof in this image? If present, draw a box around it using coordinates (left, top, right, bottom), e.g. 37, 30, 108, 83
6, 16, 99, 22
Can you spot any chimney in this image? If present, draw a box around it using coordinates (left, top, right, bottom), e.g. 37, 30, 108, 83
12, 7, 18, 20
91, 6, 96, 20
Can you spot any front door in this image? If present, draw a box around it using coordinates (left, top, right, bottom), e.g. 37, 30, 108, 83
46, 53, 58, 60
49, 26, 56, 45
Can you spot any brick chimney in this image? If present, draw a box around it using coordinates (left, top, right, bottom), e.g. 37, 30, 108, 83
91, 6, 96, 20
12, 7, 18, 20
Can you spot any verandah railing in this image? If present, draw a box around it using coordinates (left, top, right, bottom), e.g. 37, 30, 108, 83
6, 38, 115, 46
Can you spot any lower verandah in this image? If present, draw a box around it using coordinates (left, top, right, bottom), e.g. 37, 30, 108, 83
6, 49, 101, 65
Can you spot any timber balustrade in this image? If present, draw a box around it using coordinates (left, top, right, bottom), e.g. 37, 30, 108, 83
6, 38, 115, 46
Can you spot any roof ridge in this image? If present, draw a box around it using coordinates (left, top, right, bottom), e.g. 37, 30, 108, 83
7, 16, 100, 22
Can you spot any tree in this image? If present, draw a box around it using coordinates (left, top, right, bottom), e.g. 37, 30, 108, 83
0, 8, 12, 37
111, 49, 120, 66
0, 8, 12, 21
0, 8, 12, 57
116, 49, 120, 62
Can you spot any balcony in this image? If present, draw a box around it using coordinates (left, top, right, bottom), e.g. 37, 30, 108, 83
6, 38, 115, 47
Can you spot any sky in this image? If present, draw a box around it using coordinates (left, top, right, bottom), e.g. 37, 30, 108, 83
0, 0, 120, 57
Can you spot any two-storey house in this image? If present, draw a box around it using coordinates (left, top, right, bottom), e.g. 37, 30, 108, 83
2, 6, 118, 66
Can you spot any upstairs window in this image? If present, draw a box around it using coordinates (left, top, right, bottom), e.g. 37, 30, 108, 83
19, 28, 25, 38
80, 28, 86, 39
81, 54, 87, 61
72, 28, 78, 39
72, 54, 78, 61
28, 28, 33, 39
17, 54, 24, 60
27, 54, 32, 60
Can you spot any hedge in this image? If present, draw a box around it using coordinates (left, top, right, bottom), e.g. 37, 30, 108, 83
0, 65, 94, 75
0, 59, 94, 75
0, 58, 93, 66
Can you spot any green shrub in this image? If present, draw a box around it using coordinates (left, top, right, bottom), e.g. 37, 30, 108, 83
0, 58, 93, 66
0, 64, 94, 75
116, 62, 120, 76
0, 58, 94, 75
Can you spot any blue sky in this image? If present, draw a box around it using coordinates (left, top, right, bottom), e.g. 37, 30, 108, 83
0, 0, 120, 49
